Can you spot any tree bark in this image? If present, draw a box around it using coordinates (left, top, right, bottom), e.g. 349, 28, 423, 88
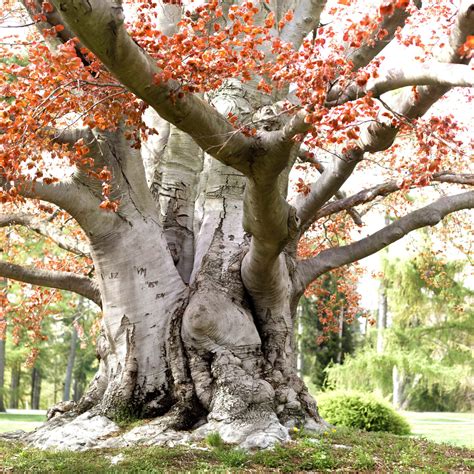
63, 327, 78, 402
31, 367, 42, 410
9, 362, 21, 409
0, 335, 5, 413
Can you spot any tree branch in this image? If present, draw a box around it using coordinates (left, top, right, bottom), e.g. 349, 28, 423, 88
344, 0, 422, 72
281, 1, 473, 145
51, 0, 257, 175
297, 150, 363, 225
356, 0, 474, 152
297, 190, 474, 289
43, 126, 94, 146
0, 213, 90, 256
293, 148, 364, 231
0, 175, 76, 207
327, 62, 474, 105
0, 261, 101, 307
280, 0, 328, 49
315, 172, 474, 220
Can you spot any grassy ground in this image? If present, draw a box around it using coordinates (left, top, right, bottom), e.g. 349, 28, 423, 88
0, 413, 46, 434
404, 411, 474, 448
0, 427, 472, 473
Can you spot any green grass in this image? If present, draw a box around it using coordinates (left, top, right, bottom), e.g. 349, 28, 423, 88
404, 411, 474, 448
0, 427, 472, 473
0, 413, 46, 433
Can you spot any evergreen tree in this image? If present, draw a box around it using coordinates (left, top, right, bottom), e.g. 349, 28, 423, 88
326, 239, 473, 411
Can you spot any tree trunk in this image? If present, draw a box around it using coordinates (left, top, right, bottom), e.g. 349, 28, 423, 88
392, 365, 404, 409
28, 160, 326, 449
9, 362, 21, 409
0, 277, 6, 413
377, 288, 388, 355
72, 377, 83, 402
31, 367, 42, 410
63, 326, 78, 402
296, 305, 304, 377
337, 308, 344, 364
0, 335, 5, 413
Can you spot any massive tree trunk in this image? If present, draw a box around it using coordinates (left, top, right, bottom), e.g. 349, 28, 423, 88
31, 213, 322, 449
22, 119, 325, 449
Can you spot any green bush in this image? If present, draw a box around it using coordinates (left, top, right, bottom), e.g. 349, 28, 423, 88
318, 391, 411, 435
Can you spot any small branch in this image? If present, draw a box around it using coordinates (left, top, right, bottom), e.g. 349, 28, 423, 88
294, 148, 364, 231
0, 213, 90, 257
0, 22, 36, 28
298, 151, 363, 225
315, 172, 474, 221
345, 0, 422, 72
297, 190, 474, 289
0, 260, 101, 307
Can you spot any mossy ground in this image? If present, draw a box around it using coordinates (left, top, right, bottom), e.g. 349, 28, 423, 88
1, 427, 472, 473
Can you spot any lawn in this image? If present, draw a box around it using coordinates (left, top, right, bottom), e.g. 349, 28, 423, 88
0, 427, 472, 473
0, 413, 46, 434
1, 410, 472, 448
404, 411, 474, 448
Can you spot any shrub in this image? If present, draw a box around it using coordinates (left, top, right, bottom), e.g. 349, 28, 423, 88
317, 391, 411, 435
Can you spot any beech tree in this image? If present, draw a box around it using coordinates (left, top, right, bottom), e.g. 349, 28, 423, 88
0, 0, 473, 449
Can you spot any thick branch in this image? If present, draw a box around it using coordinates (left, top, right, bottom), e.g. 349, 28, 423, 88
0, 175, 76, 208
284, 1, 473, 145
241, 135, 300, 301
293, 1, 474, 229
327, 62, 474, 105
315, 172, 474, 220
0, 261, 101, 306
293, 148, 364, 230
51, 0, 257, 175
356, 0, 474, 153
0, 213, 90, 256
280, 0, 328, 49
21, 0, 90, 62
45, 126, 94, 146
297, 190, 474, 288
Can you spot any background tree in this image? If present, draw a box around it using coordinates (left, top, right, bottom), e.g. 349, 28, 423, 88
326, 235, 473, 412
297, 271, 360, 390
0, 0, 473, 448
